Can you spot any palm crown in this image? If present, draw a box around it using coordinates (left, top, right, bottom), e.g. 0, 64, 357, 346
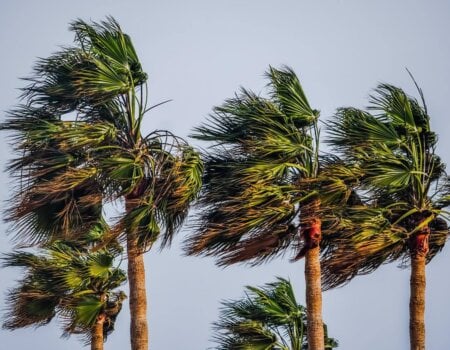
322, 82, 450, 288
212, 278, 338, 350
187, 66, 351, 265
3, 17, 203, 249
2, 237, 126, 346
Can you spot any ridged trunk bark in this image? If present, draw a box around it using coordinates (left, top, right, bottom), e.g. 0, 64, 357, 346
126, 197, 149, 350
127, 235, 148, 350
305, 243, 324, 350
409, 230, 428, 350
91, 314, 105, 350
410, 253, 426, 350
299, 200, 324, 350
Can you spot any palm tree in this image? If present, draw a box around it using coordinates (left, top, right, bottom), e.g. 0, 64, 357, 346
2, 17, 203, 350
186, 66, 351, 350
2, 238, 126, 350
322, 81, 450, 350
212, 278, 338, 350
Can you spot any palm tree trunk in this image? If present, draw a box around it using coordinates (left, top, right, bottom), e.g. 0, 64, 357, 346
127, 233, 149, 350
304, 214, 324, 350
305, 244, 324, 350
91, 314, 105, 350
409, 230, 429, 350
410, 253, 426, 350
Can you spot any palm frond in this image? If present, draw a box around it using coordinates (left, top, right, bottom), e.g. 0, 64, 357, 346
212, 278, 337, 350
267, 65, 318, 128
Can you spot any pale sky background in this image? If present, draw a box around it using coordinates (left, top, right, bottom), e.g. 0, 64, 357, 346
1, 1, 450, 349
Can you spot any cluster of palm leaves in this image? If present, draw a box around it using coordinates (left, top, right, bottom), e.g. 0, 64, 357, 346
2, 16, 449, 350
2, 235, 126, 349
213, 278, 337, 350
323, 82, 449, 283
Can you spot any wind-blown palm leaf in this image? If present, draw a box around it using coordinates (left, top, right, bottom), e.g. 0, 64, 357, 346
212, 278, 338, 350
2, 235, 126, 346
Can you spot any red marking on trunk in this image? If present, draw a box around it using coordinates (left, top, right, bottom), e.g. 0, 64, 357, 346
292, 218, 322, 261
410, 228, 430, 258
308, 218, 322, 245
96, 313, 106, 324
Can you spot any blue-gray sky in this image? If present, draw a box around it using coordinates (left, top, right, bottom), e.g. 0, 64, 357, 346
1, 1, 450, 349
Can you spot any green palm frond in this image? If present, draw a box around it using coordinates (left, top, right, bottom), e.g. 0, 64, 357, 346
267, 65, 318, 127
321, 207, 406, 289
156, 144, 203, 247
193, 88, 313, 163
22, 17, 146, 112
369, 84, 430, 132
326, 108, 402, 157
87, 252, 114, 279
188, 175, 298, 265
69, 296, 105, 331
71, 17, 146, 88
212, 278, 337, 350
106, 131, 203, 251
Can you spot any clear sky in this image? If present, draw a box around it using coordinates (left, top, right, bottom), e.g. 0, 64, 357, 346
1, 1, 450, 349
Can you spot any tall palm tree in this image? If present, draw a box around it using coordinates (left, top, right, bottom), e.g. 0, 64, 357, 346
2, 17, 203, 350
322, 81, 450, 350
186, 66, 351, 350
212, 278, 338, 350
2, 238, 126, 350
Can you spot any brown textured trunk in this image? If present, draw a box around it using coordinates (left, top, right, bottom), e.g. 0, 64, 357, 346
305, 243, 324, 350
126, 198, 149, 350
301, 200, 325, 350
409, 231, 429, 350
91, 314, 105, 350
127, 234, 148, 350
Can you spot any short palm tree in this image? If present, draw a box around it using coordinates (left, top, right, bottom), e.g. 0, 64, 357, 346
212, 278, 338, 350
2, 17, 203, 350
322, 81, 450, 350
187, 66, 351, 350
2, 238, 126, 350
